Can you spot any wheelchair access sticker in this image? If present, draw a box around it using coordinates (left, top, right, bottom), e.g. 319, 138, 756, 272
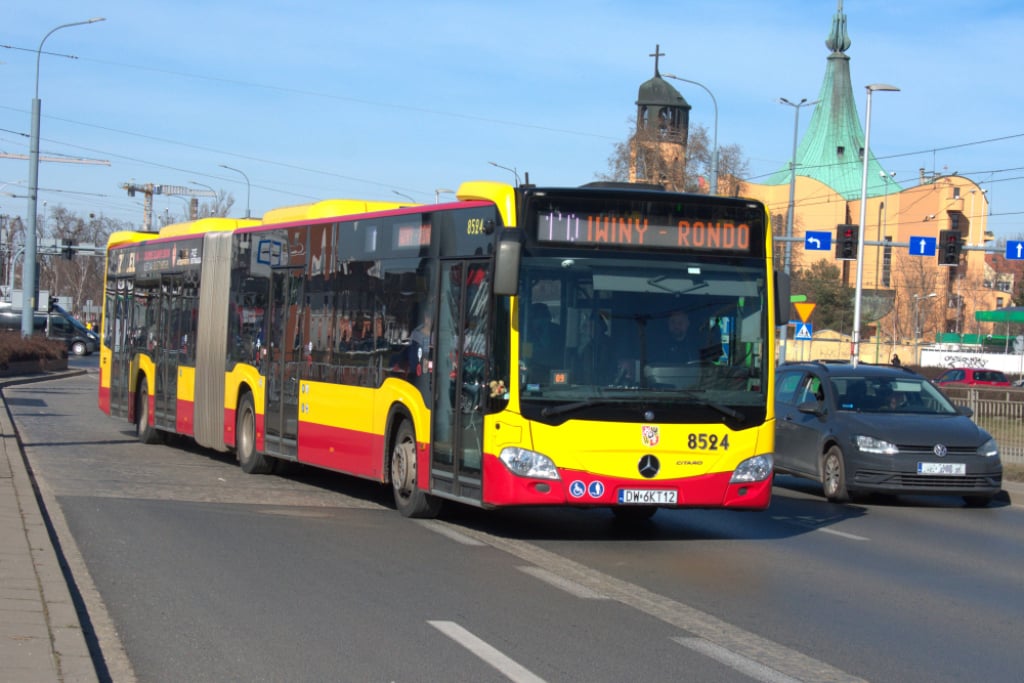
569, 480, 605, 499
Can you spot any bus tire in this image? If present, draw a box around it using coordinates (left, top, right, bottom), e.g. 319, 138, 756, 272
390, 420, 441, 519
236, 393, 275, 474
136, 376, 161, 444
821, 445, 850, 503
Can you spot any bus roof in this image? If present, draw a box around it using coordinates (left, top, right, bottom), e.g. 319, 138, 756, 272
261, 199, 412, 225
159, 217, 260, 238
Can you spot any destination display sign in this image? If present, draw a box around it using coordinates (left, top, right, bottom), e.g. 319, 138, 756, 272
535, 211, 753, 252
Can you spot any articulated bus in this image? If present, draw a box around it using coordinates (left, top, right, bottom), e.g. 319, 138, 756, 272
99, 181, 783, 519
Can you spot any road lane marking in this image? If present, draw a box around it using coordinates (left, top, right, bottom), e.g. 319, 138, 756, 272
817, 527, 869, 541
415, 519, 487, 545
771, 515, 870, 541
429, 620, 547, 683
518, 565, 608, 599
432, 519, 868, 683
674, 637, 803, 683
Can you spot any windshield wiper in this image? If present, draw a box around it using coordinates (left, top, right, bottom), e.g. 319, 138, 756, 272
538, 393, 745, 422
540, 399, 624, 418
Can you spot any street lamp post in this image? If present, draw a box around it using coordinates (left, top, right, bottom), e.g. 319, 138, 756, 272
219, 164, 251, 218
434, 188, 455, 203
189, 181, 218, 217
662, 73, 718, 194
487, 161, 520, 186
392, 191, 416, 203
23, 17, 105, 337
851, 83, 899, 367
778, 97, 816, 274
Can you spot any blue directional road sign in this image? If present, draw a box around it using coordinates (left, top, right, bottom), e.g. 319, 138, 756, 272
804, 231, 832, 251
794, 322, 813, 341
1005, 240, 1024, 260
909, 236, 936, 257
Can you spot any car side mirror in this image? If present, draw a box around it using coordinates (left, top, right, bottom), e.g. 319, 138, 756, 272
956, 405, 974, 418
797, 399, 825, 416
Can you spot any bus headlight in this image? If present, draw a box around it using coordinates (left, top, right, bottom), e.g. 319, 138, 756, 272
498, 447, 560, 480
730, 454, 773, 483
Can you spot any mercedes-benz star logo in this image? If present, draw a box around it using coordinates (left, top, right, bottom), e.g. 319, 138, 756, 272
638, 454, 660, 478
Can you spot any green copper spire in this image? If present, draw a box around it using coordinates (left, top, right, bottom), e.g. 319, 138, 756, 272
764, 1, 902, 199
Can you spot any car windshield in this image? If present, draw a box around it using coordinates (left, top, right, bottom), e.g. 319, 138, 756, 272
831, 375, 960, 414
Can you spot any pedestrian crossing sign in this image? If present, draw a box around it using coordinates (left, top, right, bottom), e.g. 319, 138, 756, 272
794, 322, 813, 341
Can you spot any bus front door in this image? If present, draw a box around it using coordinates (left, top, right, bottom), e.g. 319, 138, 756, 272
431, 261, 488, 504
107, 279, 135, 419
263, 266, 303, 458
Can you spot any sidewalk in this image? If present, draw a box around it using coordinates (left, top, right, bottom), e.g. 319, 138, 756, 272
0, 371, 98, 683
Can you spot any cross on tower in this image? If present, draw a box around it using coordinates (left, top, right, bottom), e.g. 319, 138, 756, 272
649, 44, 665, 76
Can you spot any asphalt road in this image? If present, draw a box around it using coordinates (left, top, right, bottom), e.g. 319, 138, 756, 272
10, 373, 1024, 682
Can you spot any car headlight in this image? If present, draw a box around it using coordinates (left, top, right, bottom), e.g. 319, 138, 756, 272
498, 447, 560, 480
855, 435, 899, 455
730, 454, 773, 483
978, 437, 1000, 458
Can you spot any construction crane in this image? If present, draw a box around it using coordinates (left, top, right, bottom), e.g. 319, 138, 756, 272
121, 183, 217, 232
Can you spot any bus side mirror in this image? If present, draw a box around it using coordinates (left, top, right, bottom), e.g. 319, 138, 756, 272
774, 270, 791, 325
493, 228, 521, 296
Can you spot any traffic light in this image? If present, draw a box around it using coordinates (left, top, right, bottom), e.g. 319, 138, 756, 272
62, 239, 75, 260
938, 229, 962, 266
835, 224, 858, 260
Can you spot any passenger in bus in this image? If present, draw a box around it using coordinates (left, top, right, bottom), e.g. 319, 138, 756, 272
524, 303, 561, 384
574, 311, 613, 384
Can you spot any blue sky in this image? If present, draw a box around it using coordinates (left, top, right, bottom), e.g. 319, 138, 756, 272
3, 0, 1024, 239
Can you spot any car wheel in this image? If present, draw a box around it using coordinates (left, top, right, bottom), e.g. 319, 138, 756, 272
821, 445, 850, 503
71, 340, 87, 356
390, 419, 441, 518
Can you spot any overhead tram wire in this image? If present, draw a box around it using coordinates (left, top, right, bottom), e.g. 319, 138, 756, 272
0, 46, 616, 142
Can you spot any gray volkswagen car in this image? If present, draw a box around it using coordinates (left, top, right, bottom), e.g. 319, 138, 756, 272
775, 362, 1002, 506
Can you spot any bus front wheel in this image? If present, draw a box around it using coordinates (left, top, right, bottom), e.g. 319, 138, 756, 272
390, 420, 441, 519
236, 393, 275, 474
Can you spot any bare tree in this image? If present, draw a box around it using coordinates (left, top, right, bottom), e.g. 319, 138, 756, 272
38, 206, 133, 317
599, 121, 749, 194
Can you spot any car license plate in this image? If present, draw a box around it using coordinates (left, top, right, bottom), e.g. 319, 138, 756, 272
618, 489, 678, 504
917, 462, 966, 475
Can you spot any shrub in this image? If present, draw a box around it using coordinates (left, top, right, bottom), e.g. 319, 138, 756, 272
0, 331, 67, 367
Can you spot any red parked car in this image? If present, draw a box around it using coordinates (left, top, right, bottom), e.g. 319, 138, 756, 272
933, 368, 1011, 387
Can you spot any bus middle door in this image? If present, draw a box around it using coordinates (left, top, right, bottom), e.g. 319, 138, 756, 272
263, 265, 303, 458
152, 274, 183, 431
431, 260, 489, 504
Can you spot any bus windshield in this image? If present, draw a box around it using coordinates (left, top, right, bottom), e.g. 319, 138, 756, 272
517, 251, 768, 420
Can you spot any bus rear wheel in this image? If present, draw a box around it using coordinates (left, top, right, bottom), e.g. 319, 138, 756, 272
136, 377, 161, 444
236, 393, 275, 474
390, 420, 441, 519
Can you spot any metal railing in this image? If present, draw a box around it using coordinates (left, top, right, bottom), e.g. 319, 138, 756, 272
944, 388, 1024, 465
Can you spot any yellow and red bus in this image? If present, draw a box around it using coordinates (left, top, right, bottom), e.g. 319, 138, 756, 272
99, 181, 782, 519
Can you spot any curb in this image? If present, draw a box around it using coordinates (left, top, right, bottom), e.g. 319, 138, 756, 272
1, 370, 136, 683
